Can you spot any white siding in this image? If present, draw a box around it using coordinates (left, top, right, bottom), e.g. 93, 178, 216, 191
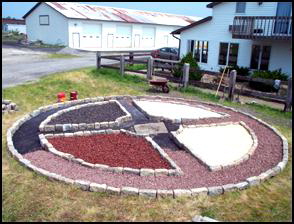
179, 2, 292, 76
25, 3, 68, 46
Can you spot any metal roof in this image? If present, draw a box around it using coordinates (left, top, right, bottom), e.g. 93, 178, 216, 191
39, 2, 201, 27
2, 18, 25, 25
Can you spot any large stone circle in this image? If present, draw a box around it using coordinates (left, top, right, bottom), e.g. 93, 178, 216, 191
7, 95, 288, 198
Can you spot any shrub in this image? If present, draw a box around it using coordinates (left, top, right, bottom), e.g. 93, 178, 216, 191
249, 69, 289, 92
219, 65, 250, 76
172, 52, 203, 81
251, 69, 288, 81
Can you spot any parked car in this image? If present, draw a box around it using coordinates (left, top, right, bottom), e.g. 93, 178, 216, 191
151, 47, 179, 60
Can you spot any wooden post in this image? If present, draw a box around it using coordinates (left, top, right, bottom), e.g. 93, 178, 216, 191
147, 56, 153, 80
120, 54, 125, 76
129, 52, 134, 66
227, 70, 237, 101
182, 63, 190, 88
284, 77, 292, 112
96, 52, 101, 69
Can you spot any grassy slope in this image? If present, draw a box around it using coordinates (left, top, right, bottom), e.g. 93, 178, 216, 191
2, 68, 292, 222
46, 53, 80, 59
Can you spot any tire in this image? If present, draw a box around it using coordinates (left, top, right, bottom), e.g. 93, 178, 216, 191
162, 85, 170, 93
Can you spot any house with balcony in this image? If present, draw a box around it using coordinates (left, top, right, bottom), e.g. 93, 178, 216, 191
171, 2, 292, 76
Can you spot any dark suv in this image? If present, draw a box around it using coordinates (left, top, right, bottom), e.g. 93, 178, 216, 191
151, 47, 179, 60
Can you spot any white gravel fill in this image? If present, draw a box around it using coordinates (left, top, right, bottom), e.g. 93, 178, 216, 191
175, 124, 253, 167
134, 100, 223, 120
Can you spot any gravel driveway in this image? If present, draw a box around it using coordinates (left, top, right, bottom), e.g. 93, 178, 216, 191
2, 44, 117, 89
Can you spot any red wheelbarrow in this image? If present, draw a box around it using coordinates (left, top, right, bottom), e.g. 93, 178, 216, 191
149, 78, 170, 93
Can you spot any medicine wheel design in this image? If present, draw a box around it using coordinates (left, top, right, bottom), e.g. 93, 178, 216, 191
7, 95, 288, 198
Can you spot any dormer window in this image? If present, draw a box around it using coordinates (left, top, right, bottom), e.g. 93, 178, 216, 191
236, 2, 246, 13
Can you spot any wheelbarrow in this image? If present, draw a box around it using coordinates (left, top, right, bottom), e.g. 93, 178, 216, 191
149, 78, 170, 93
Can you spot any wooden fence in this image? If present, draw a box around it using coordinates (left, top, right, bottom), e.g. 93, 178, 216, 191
96, 52, 292, 112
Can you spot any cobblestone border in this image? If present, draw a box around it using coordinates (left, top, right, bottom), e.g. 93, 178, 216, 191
170, 121, 258, 171
39, 129, 183, 177
39, 100, 132, 133
132, 98, 230, 124
6, 95, 288, 198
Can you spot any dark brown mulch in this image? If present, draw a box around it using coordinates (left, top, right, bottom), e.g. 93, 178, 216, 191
48, 102, 126, 124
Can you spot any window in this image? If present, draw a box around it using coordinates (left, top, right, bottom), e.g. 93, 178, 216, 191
194, 41, 201, 62
218, 42, 239, 66
218, 43, 228, 65
201, 41, 208, 63
39, 15, 49, 25
228, 43, 239, 66
250, 45, 271, 70
187, 40, 209, 63
236, 2, 246, 13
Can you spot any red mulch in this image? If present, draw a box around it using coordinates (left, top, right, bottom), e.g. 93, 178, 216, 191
48, 133, 172, 169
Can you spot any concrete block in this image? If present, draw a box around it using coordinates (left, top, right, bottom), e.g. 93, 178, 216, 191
208, 186, 223, 196
140, 168, 155, 176
191, 187, 208, 196
89, 183, 107, 192
74, 180, 90, 191
174, 189, 192, 198
121, 187, 139, 195
139, 189, 157, 198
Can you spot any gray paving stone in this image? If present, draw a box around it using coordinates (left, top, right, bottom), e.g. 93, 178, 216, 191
222, 184, 238, 192
235, 181, 249, 190
89, 183, 107, 192
174, 189, 192, 198
106, 186, 121, 195
154, 169, 169, 176
134, 122, 168, 135
140, 168, 155, 176
139, 189, 157, 198
63, 124, 72, 131
123, 167, 140, 175
74, 180, 90, 191
191, 187, 208, 196
156, 189, 174, 198
121, 187, 139, 195
208, 186, 223, 196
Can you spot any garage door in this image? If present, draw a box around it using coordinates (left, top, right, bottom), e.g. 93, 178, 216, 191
81, 23, 102, 48
142, 27, 155, 48
115, 25, 132, 48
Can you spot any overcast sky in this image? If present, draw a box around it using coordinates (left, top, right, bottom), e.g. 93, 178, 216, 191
2, 2, 212, 19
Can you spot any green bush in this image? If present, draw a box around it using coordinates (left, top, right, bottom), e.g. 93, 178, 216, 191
251, 69, 288, 81
219, 65, 250, 76
249, 69, 289, 92
172, 52, 203, 81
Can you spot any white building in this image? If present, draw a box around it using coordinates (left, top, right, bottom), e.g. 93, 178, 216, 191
172, 2, 292, 76
2, 18, 26, 34
23, 2, 201, 51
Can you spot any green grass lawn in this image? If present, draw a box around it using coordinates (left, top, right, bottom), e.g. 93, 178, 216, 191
2, 67, 292, 222
46, 53, 80, 59
125, 63, 147, 71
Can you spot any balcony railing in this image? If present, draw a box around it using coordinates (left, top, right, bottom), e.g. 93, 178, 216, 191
231, 16, 292, 40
